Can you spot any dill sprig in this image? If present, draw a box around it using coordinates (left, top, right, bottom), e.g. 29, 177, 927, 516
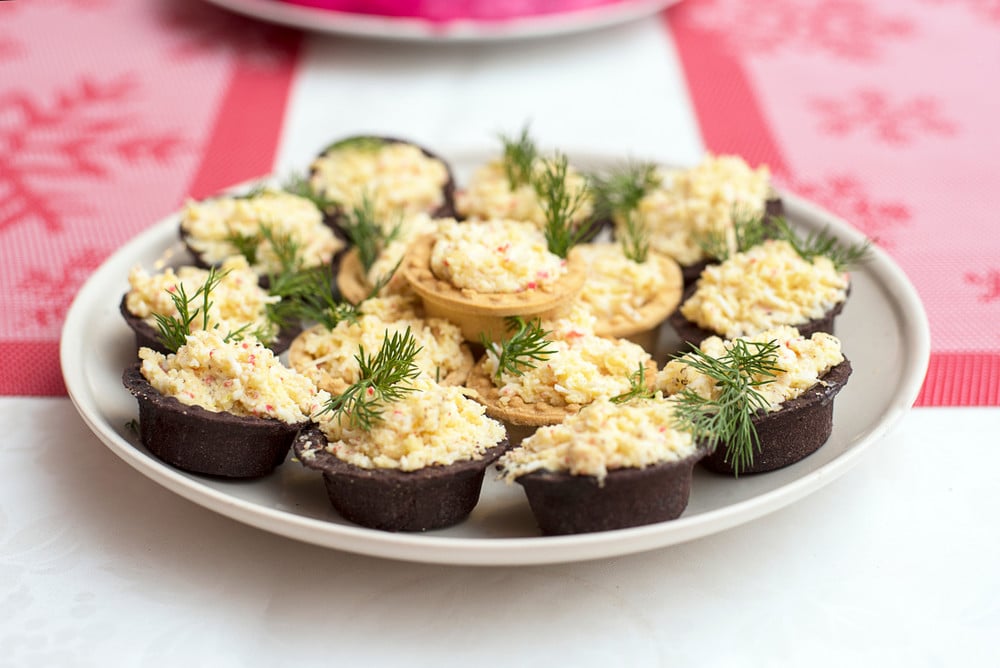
224, 230, 260, 266
670, 339, 783, 476
589, 160, 659, 221
696, 207, 776, 262
151, 267, 225, 352
282, 170, 341, 213
482, 316, 557, 382
534, 153, 592, 258
610, 363, 655, 404
339, 192, 402, 272
772, 217, 871, 271
274, 265, 359, 331
317, 327, 422, 431
324, 136, 387, 155
619, 210, 651, 263
499, 124, 538, 189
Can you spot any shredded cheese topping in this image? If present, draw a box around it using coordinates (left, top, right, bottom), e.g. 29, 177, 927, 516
310, 141, 449, 220
485, 311, 652, 407
430, 219, 568, 293
312, 376, 505, 471
498, 397, 697, 484
657, 326, 845, 411
680, 239, 849, 338
573, 243, 670, 322
126, 256, 277, 342
456, 158, 593, 229
139, 330, 326, 423
291, 295, 468, 391
632, 154, 771, 266
180, 189, 342, 274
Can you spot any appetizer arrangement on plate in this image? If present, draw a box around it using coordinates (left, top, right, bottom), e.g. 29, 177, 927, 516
119, 127, 869, 536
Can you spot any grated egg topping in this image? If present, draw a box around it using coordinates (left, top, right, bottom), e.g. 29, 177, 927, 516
456, 158, 593, 229
310, 141, 449, 220
680, 239, 849, 338
572, 243, 670, 322
180, 189, 342, 274
430, 219, 568, 293
631, 154, 771, 266
657, 326, 844, 411
485, 310, 652, 407
292, 295, 467, 391
311, 376, 506, 471
139, 329, 327, 423
498, 397, 698, 485
126, 255, 277, 342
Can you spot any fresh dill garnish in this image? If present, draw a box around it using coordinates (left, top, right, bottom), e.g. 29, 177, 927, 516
534, 153, 592, 258
339, 192, 402, 272
610, 363, 655, 404
771, 217, 871, 271
259, 223, 303, 276
499, 124, 539, 189
324, 136, 387, 155
277, 266, 359, 331
696, 206, 776, 262
619, 210, 651, 264
481, 316, 557, 382
224, 230, 260, 266
317, 327, 422, 431
589, 160, 659, 220
670, 339, 783, 477
151, 267, 226, 353
282, 170, 341, 213
125, 419, 139, 435
231, 182, 270, 201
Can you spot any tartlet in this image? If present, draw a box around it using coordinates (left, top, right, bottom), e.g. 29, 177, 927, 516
178, 188, 344, 282
287, 294, 474, 395
294, 377, 508, 532
309, 135, 456, 227
402, 220, 587, 342
122, 330, 325, 478
659, 326, 852, 475
498, 398, 707, 535
120, 256, 298, 355
571, 242, 683, 352
668, 239, 850, 346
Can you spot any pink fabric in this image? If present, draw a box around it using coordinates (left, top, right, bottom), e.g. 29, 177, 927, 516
668, 0, 1000, 406
0, 0, 300, 395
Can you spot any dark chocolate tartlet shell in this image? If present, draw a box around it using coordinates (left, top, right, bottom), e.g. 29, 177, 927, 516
515, 452, 706, 536
119, 294, 299, 356
122, 364, 303, 478
700, 357, 853, 475
294, 427, 508, 532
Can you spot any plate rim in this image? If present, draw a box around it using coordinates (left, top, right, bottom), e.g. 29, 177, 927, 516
60, 153, 931, 566
200, 0, 683, 42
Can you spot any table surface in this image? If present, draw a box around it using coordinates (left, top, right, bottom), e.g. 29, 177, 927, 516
2, 1, 999, 665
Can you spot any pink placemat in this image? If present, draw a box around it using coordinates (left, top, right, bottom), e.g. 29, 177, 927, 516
0, 0, 300, 395
668, 0, 1000, 406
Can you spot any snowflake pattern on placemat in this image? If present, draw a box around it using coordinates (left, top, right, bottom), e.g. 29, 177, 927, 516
965, 270, 1000, 303
0, 77, 187, 235
16, 248, 106, 331
682, 0, 912, 60
811, 89, 956, 145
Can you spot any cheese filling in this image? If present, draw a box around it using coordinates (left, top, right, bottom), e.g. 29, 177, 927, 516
291, 295, 468, 391
657, 326, 845, 411
632, 154, 771, 266
310, 376, 506, 471
430, 219, 568, 293
485, 311, 652, 407
310, 141, 449, 220
180, 189, 342, 274
498, 397, 698, 484
456, 158, 593, 229
126, 256, 278, 343
680, 239, 849, 338
139, 329, 326, 423
573, 243, 670, 322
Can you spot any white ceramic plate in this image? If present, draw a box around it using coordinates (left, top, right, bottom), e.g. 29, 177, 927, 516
201, 0, 682, 42
61, 150, 930, 566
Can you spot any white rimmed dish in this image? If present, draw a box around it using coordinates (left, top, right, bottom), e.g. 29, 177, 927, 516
60, 150, 930, 566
